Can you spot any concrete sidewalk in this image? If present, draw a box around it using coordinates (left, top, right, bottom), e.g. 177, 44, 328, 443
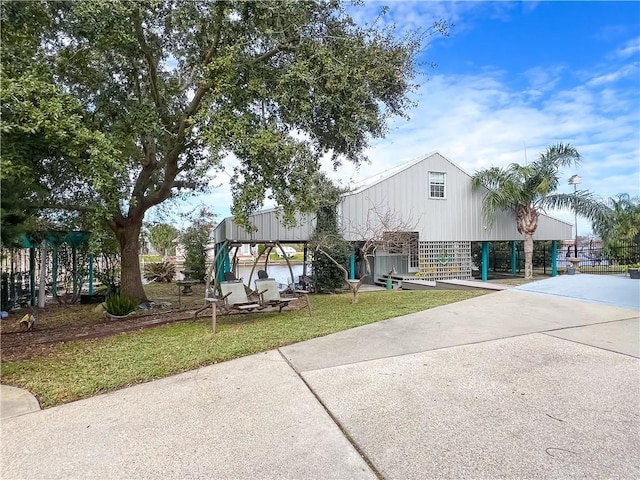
2, 280, 639, 479
0, 385, 41, 420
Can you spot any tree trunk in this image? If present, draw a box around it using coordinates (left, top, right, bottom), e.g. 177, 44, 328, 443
347, 279, 363, 304
318, 248, 364, 303
517, 206, 539, 280
115, 217, 148, 302
523, 233, 534, 280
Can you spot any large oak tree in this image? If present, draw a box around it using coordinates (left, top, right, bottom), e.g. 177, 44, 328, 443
2, 1, 445, 300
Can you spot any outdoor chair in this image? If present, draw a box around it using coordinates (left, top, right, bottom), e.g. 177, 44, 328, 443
194, 280, 260, 323
219, 281, 262, 313
255, 278, 295, 312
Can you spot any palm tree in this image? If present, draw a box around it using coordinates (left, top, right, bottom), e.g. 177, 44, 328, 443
593, 193, 640, 247
471, 143, 607, 279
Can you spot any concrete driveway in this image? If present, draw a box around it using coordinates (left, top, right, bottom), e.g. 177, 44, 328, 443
2, 276, 639, 479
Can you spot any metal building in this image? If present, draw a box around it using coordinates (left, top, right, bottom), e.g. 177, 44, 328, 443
214, 209, 316, 244
214, 152, 573, 282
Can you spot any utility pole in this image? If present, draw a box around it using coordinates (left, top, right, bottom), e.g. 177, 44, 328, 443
568, 175, 583, 257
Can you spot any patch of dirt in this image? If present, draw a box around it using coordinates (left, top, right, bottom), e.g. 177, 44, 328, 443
1, 307, 200, 361
1, 280, 310, 361
0, 281, 216, 361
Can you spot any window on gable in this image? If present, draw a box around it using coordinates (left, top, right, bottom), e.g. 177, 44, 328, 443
429, 172, 446, 199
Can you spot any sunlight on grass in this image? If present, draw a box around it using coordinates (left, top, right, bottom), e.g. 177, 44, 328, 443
1, 290, 485, 408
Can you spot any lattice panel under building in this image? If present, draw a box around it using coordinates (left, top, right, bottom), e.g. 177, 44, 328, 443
417, 241, 473, 280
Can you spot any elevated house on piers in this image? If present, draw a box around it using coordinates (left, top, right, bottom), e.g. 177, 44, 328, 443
213, 152, 573, 286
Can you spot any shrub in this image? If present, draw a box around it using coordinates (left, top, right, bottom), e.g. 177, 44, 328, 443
182, 216, 213, 283
311, 187, 351, 292
143, 261, 176, 282
104, 296, 138, 316
313, 241, 351, 292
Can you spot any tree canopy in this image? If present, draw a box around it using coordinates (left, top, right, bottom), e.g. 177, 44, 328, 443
1, 0, 445, 299
593, 194, 640, 248
0, 74, 122, 246
147, 223, 180, 257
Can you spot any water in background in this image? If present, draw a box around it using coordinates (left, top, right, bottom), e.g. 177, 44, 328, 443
235, 263, 308, 288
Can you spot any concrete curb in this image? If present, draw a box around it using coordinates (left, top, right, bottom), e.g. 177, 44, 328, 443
0, 384, 40, 420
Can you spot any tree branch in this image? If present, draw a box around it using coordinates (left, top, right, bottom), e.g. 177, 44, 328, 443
204, 1, 225, 64
133, 8, 171, 128
152, 7, 228, 206
251, 41, 297, 64
173, 180, 198, 190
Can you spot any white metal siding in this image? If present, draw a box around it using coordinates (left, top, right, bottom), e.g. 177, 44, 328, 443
340, 152, 572, 242
215, 152, 572, 245
214, 211, 316, 243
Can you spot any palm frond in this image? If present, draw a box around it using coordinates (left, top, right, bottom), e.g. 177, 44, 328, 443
594, 193, 640, 243
472, 143, 590, 230
541, 191, 609, 223
470, 167, 506, 191
473, 166, 525, 225
537, 142, 582, 170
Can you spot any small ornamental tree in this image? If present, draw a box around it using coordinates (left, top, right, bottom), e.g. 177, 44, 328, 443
310, 183, 350, 292
148, 223, 180, 259
312, 186, 417, 303
181, 208, 216, 283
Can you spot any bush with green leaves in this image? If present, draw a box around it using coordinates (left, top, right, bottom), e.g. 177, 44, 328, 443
181, 207, 215, 283
103, 296, 138, 317
310, 181, 351, 292
143, 262, 176, 283
313, 240, 351, 292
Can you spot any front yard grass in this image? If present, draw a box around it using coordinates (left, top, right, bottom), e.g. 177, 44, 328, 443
1, 289, 486, 408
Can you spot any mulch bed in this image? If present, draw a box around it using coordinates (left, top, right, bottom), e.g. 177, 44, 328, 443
1, 308, 201, 361
1, 299, 308, 361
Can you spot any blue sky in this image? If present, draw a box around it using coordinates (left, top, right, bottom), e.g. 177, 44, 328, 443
168, 1, 640, 235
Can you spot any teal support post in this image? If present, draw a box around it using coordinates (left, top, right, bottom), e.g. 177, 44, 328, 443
88, 253, 94, 294
29, 247, 36, 306
551, 240, 558, 277
511, 241, 517, 275
215, 243, 230, 285
223, 247, 230, 275
215, 244, 223, 285
214, 244, 220, 284
349, 251, 355, 280
481, 242, 490, 282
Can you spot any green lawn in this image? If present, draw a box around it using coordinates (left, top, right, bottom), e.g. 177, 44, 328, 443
1, 289, 486, 408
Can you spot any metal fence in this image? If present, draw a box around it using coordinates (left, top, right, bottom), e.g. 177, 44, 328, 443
1, 271, 33, 311
568, 242, 640, 274
472, 241, 640, 276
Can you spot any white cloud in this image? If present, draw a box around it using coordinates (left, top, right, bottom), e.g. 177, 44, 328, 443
522, 65, 566, 95
615, 37, 640, 58
587, 63, 639, 87
321, 58, 639, 236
